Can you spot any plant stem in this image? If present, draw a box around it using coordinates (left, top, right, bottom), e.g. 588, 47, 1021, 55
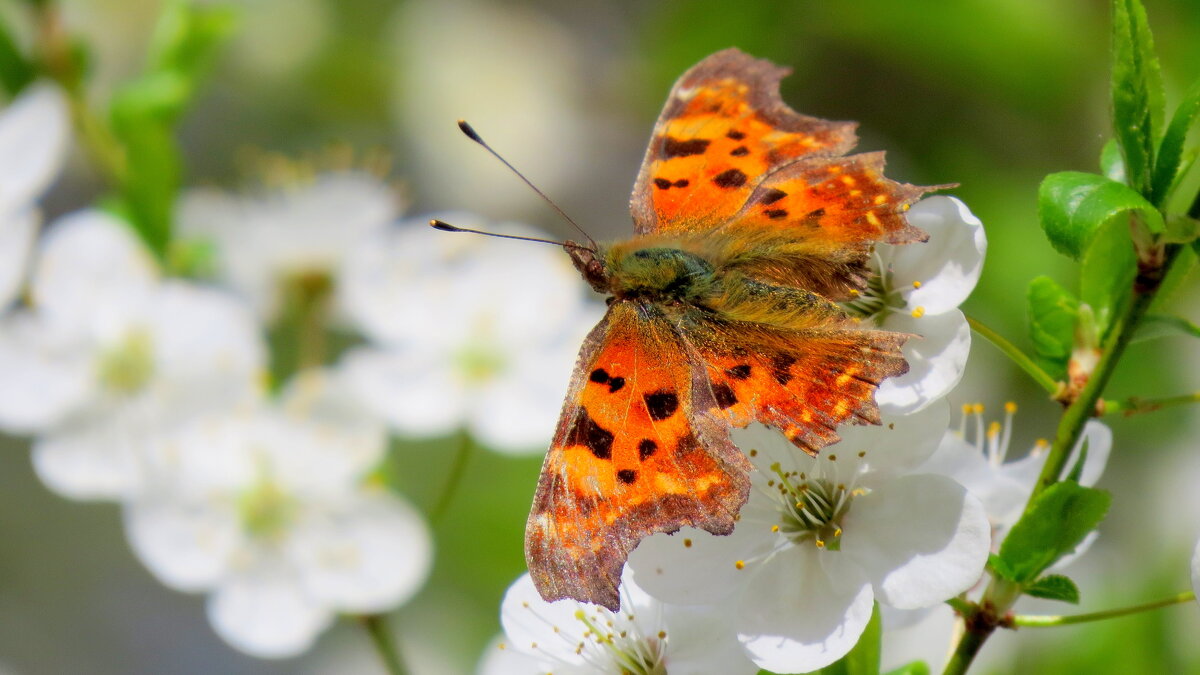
359, 614, 408, 675
430, 429, 474, 524
965, 316, 1060, 395
943, 246, 1184, 675
1012, 591, 1195, 627
1102, 391, 1200, 415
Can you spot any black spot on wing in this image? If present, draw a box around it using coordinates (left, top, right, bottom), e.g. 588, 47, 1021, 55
644, 391, 680, 421
638, 439, 658, 460
616, 469, 638, 484
590, 368, 609, 384
759, 188, 788, 205
764, 209, 789, 219
730, 146, 750, 157
772, 355, 797, 386
712, 168, 747, 189
725, 364, 752, 380
673, 179, 689, 188
568, 408, 614, 460
662, 137, 711, 158
712, 383, 738, 409
726, 129, 746, 140
607, 377, 625, 393
653, 178, 672, 190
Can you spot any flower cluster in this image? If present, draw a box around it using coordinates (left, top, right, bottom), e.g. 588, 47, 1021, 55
0, 86, 601, 660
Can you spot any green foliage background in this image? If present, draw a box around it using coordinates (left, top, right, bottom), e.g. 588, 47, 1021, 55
0, 0, 1198, 673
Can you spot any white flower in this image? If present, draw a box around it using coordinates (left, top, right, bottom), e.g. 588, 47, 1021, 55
0, 83, 70, 308
844, 196, 986, 414
921, 403, 1111, 539
391, 0, 589, 216
0, 211, 265, 499
338, 214, 603, 454
177, 168, 402, 320
629, 401, 990, 673
481, 571, 756, 675
125, 369, 433, 659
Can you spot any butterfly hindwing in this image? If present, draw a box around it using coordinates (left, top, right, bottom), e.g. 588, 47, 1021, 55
526, 302, 751, 610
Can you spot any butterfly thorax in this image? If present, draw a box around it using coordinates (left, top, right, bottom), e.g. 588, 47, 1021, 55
567, 240, 718, 304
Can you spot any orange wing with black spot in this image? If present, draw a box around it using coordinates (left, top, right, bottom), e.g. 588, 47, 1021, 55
526, 302, 751, 611
630, 48, 930, 257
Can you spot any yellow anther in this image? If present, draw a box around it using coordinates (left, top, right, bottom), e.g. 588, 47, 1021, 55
658, 630, 667, 639
1005, 401, 1018, 413
911, 306, 926, 318
834, 528, 843, 537
912, 280, 922, 288
972, 403, 985, 414
683, 538, 692, 548
962, 403, 972, 415
735, 560, 746, 570
816, 539, 826, 548
988, 421, 1001, 436
771, 524, 780, 532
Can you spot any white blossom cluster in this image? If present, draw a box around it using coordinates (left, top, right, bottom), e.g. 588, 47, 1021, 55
0, 84, 601, 661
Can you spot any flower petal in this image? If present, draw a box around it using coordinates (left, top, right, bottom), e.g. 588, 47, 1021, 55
123, 496, 239, 591
339, 345, 466, 439
842, 474, 990, 609
207, 553, 333, 659
499, 573, 590, 667
661, 604, 759, 675
0, 206, 38, 308
31, 410, 143, 500
836, 399, 950, 478
32, 211, 157, 335
0, 312, 93, 433
0, 83, 69, 213
877, 310, 970, 414
889, 197, 986, 314
736, 546, 875, 673
477, 635, 559, 675
289, 492, 432, 612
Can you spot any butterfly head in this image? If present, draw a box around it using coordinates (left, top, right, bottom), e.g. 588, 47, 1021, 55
571, 239, 718, 305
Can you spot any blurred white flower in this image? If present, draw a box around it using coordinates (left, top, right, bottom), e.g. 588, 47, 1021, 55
480, 571, 756, 675
177, 168, 402, 320
338, 214, 602, 454
629, 401, 990, 673
391, 0, 589, 215
0, 210, 264, 499
0, 82, 70, 309
844, 196, 986, 414
125, 369, 433, 659
921, 403, 1111, 539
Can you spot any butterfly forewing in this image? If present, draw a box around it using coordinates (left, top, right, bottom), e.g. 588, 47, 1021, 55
526, 302, 751, 610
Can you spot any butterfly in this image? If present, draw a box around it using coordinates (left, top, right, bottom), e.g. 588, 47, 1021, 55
525, 48, 933, 611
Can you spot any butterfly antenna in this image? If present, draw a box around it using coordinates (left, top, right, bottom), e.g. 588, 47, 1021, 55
429, 220, 593, 251
456, 119, 598, 250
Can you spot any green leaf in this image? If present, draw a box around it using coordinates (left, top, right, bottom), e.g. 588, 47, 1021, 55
1151, 76, 1200, 206
987, 553, 1017, 582
1100, 138, 1126, 183
1027, 276, 1079, 380
1079, 217, 1137, 337
1132, 313, 1200, 343
0, 13, 34, 95
1024, 574, 1082, 604
818, 603, 881, 675
1111, 0, 1165, 195
998, 481, 1111, 583
1039, 172, 1164, 260
147, 2, 237, 78
883, 663, 930, 675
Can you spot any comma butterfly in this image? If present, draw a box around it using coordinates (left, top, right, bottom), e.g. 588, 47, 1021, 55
525, 48, 934, 610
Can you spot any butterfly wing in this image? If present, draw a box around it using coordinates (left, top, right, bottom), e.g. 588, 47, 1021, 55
526, 301, 751, 611
631, 48, 857, 234
662, 274, 908, 453
630, 48, 930, 299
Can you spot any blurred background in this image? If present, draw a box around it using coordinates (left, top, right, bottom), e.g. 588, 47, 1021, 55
1, 0, 1199, 672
